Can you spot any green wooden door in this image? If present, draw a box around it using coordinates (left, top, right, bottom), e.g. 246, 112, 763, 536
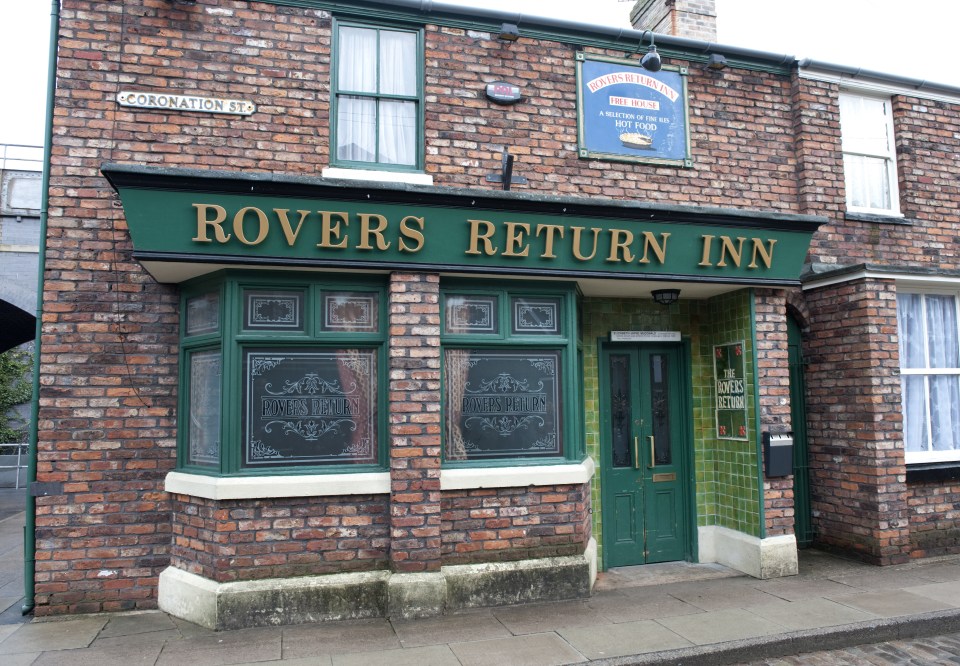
788, 316, 814, 547
601, 345, 689, 567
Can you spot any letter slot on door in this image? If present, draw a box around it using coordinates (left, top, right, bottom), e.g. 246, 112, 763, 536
763, 432, 793, 478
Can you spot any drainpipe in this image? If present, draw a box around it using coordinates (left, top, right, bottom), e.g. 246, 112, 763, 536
23, 0, 60, 615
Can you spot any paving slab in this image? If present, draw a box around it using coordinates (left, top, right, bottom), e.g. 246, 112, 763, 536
593, 561, 739, 591
742, 597, 877, 631
449, 631, 586, 666
0, 616, 108, 654
830, 590, 956, 617
282, 618, 399, 659
558, 618, 692, 659
32, 642, 165, 666
661, 579, 784, 611
156, 626, 282, 666
749, 575, 860, 602
230, 658, 331, 666
391, 609, 510, 647
491, 599, 610, 635
1, 652, 39, 666
587, 588, 704, 623
332, 643, 460, 666
828, 570, 937, 592
97, 611, 180, 638
909, 561, 960, 583
656, 607, 786, 645
903, 580, 960, 607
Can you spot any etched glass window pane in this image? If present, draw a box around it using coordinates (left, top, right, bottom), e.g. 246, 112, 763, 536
186, 292, 219, 336
321, 291, 379, 332
649, 353, 672, 465
444, 294, 498, 335
608, 354, 632, 468
188, 350, 221, 467
243, 290, 304, 332
511, 297, 561, 335
445, 349, 562, 461
243, 348, 377, 468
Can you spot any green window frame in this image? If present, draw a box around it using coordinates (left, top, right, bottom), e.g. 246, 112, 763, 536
440, 280, 584, 467
331, 19, 425, 171
178, 271, 388, 476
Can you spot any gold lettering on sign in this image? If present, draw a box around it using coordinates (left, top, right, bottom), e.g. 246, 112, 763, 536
699, 234, 715, 267
357, 213, 391, 251
192, 203, 230, 243
535, 224, 565, 259
717, 236, 746, 268
571, 226, 602, 261
274, 209, 311, 246
466, 220, 499, 256
398, 216, 425, 253
747, 238, 776, 269
638, 232, 670, 264
606, 229, 635, 263
232, 207, 269, 246
318, 211, 350, 249
503, 222, 531, 257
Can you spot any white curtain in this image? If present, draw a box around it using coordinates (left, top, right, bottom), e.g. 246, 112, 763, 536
898, 294, 960, 453
337, 27, 416, 165
926, 296, 960, 451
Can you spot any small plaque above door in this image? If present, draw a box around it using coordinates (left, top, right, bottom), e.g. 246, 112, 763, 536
610, 331, 681, 342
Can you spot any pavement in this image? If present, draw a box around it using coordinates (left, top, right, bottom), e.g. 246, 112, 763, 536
2, 487, 960, 665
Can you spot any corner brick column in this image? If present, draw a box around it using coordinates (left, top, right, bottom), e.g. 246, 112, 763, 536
754, 289, 795, 537
804, 278, 910, 564
387, 272, 442, 572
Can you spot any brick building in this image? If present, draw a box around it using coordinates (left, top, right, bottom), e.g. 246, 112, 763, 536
27, 0, 960, 628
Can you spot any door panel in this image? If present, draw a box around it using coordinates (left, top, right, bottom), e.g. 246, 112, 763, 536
601, 344, 689, 567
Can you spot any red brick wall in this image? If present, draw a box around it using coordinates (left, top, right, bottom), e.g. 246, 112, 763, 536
441, 484, 591, 565
388, 272, 442, 573
169, 495, 389, 583
908, 479, 960, 558
802, 278, 909, 564
754, 289, 794, 537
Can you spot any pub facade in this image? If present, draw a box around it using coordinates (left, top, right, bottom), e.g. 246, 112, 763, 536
29, 0, 960, 628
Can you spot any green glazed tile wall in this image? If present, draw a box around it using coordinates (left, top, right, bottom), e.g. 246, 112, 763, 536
582, 289, 762, 569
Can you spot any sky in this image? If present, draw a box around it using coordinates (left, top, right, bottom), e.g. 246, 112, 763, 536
1, 0, 957, 147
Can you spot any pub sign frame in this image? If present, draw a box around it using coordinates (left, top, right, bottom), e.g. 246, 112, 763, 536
575, 52, 692, 167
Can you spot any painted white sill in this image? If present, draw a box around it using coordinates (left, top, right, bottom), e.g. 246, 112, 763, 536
321, 167, 434, 186
165, 471, 391, 500
166, 458, 596, 500
439, 457, 596, 490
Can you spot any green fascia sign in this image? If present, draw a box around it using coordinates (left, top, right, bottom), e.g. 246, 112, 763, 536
101, 165, 824, 285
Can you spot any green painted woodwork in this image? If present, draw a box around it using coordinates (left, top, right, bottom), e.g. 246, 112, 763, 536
582, 290, 762, 570
177, 271, 389, 476
103, 166, 821, 287
789, 315, 813, 547
330, 19, 425, 171
439, 280, 584, 466
599, 345, 691, 567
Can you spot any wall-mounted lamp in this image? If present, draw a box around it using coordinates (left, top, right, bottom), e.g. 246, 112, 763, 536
651, 289, 680, 306
639, 32, 662, 72
707, 53, 727, 70
498, 23, 520, 42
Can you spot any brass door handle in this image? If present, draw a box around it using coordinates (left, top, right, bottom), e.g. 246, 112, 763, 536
633, 437, 640, 470
648, 435, 655, 469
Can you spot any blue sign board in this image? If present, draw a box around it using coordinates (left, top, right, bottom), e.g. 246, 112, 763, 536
576, 54, 691, 167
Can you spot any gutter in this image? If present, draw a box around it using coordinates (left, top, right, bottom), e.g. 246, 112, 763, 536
23, 0, 60, 616
798, 58, 960, 98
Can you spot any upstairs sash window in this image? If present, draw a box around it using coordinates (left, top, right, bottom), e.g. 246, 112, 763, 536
334, 23, 421, 169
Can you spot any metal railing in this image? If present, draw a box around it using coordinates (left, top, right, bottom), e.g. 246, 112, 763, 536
0, 144, 44, 173
0, 443, 28, 489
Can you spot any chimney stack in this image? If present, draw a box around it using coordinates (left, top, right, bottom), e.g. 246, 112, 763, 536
630, 0, 717, 42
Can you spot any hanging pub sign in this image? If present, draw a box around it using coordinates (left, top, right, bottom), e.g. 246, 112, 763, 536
575, 53, 691, 167
714, 341, 748, 440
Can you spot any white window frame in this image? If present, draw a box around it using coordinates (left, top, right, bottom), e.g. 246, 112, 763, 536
898, 287, 960, 464
839, 91, 901, 217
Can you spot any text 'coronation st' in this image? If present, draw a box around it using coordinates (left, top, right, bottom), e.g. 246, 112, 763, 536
190, 204, 779, 269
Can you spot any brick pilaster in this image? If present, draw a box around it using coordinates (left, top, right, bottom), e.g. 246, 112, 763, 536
754, 289, 795, 537
387, 272, 442, 572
